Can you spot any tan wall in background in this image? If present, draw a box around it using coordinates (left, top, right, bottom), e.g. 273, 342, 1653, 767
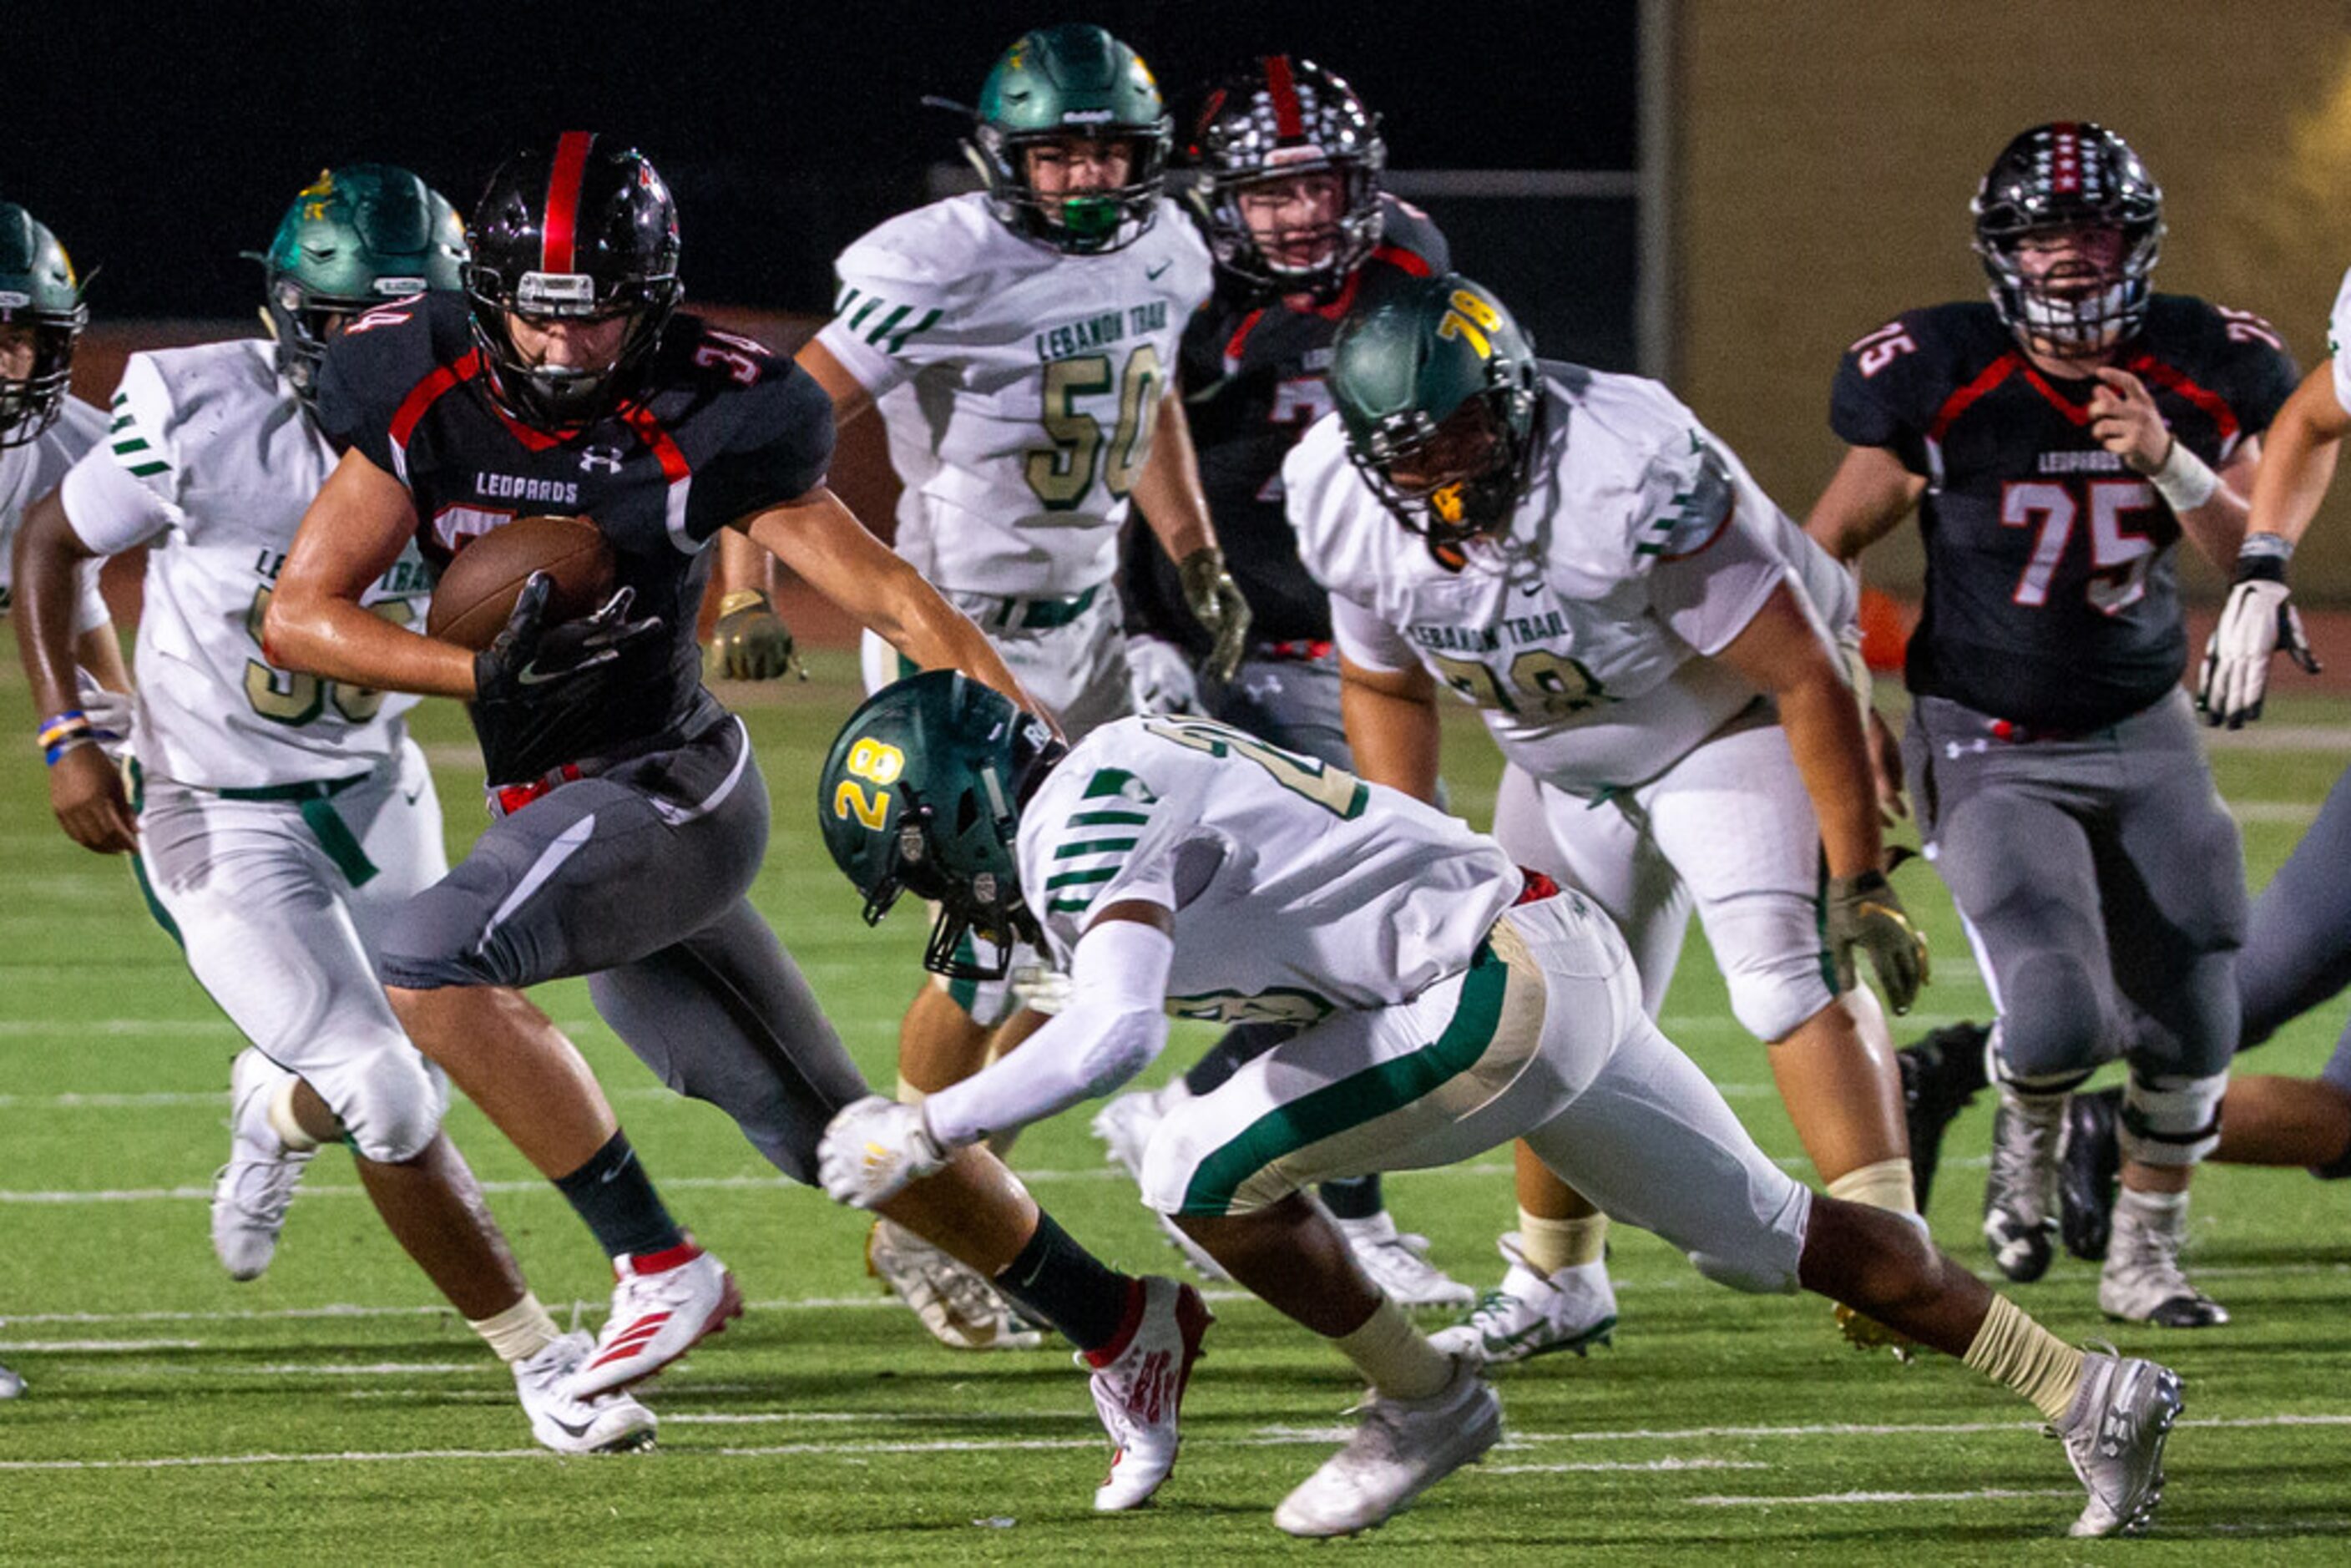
1679, 0, 2351, 599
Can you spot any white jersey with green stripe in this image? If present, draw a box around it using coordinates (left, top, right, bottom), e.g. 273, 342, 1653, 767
0, 395, 110, 634
1019, 715, 1520, 1024
816, 191, 1212, 599
58, 340, 432, 789
1287, 365, 1858, 797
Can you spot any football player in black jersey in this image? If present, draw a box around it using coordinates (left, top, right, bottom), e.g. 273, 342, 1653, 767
266, 135, 1210, 1506
1808, 123, 2297, 1327
1099, 54, 1487, 1316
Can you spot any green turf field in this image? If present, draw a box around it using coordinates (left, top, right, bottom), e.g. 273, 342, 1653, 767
3, 646, 2348, 1563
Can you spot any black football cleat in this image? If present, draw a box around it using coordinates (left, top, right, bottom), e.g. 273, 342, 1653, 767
2059, 1085, 2123, 1262
1898, 1022, 1990, 1211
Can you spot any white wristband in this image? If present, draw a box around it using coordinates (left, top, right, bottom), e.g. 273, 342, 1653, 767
2148, 437, 2219, 514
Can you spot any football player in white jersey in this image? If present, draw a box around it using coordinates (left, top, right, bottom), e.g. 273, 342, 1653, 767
11, 167, 655, 1453
2, 202, 127, 697
1286, 274, 1932, 1358
809, 670, 2184, 1540
742, 23, 1250, 1348
2, 201, 125, 1404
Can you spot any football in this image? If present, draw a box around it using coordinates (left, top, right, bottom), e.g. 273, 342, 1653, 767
424, 514, 619, 651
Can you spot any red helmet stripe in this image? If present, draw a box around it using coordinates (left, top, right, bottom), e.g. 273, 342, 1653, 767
1264, 55, 1305, 140
541, 131, 596, 274
2050, 122, 2081, 194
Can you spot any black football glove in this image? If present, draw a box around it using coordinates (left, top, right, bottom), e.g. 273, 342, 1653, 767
473, 574, 665, 706
1826, 869, 1929, 1015
705, 588, 800, 682
1177, 546, 1252, 685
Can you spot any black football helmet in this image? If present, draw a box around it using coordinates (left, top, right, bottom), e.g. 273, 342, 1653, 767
0, 202, 88, 449
463, 133, 683, 430
1972, 122, 2163, 357
1187, 56, 1385, 296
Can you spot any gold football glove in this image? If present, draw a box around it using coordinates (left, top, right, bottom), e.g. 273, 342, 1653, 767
705, 589, 800, 682
1825, 869, 1929, 1014
1176, 547, 1252, 685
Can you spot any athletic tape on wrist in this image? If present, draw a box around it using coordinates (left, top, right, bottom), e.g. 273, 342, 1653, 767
2149, 436, 2219, 514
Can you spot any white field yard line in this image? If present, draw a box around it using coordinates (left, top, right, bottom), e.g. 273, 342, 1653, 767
1689, 1487, 2079, 1507
4, 1413, 2346, 1475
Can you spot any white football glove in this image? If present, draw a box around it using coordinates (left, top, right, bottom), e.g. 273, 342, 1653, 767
1125, 635, 1202, 716
76, 685, 134, 761
817, 1095, 948, 1209
2198, 577, 2319, 728
1009, 963, 1074, 1016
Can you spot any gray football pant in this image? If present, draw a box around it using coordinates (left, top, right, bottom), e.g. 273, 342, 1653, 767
1903, 690, 2243, 1086
377, 718, 869, 1182
2232, 758, 2351, 1094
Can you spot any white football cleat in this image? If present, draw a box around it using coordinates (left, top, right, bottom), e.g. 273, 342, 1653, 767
514, 1331, 658, 1454
0, 1362, 21, 1400
1336, 1212, 1474, 1309
1273, 1354, 1502, 1537
1428, 1233, 1617, 1364
2099, 1196, 2228, 1328
566, 1241, 741, 1398
867, 1219, 1044, 1351
2055, 1347, 2182, 1537
1087, 1276, 1213, 1510
1983, 1089, 2064, 1283
211, 1049, 315, 1282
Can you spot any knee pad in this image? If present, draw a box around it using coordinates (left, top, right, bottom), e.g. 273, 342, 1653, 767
339, 1040, 448, 1164
2120, 1070, 2226, 1167
1990, 952, 2111, 1085
1709, 896, 1837, 1043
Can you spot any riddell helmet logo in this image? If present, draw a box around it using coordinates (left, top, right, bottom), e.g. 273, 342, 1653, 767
0, 291, 28, 308
518, 271, 595, 311
372, 277, 428, 296
1061, 109, 1115, 125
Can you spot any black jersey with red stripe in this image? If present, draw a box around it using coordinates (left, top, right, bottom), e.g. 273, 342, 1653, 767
316, 291, 833, 781
1831, 295, 2295, 731
1124, 195, 1448, 654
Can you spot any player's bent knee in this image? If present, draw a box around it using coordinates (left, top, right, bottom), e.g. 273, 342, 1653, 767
1688, 1246, 1803, 1296
1136, 1105, 1295, 1219
2120, 1070, 2227, 1166
1993, 952, 2109, 1081
1727, 957, 1836, 1045
338, 1040, 448, 1164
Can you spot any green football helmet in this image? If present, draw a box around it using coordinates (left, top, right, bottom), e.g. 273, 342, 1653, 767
818, 670, 1064, 979
0, 203, 88, 449
1329, 271, 1543, 550
252, 164, 466, 412
968, 23, 1171, 255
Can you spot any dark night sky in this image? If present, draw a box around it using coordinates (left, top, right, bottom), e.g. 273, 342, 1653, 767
10, 2, 1638, 320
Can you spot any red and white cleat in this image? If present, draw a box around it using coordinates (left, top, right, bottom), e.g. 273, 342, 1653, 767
1085, 1276, 1213, 1511
565, 1241, 742, 1399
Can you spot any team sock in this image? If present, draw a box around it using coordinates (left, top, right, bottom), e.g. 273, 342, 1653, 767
998, 1211, 1129, 1354
1827, 1156, 1920, 1216
552, 1130, 687, 1260
1332, 1295, 1455, 1400
265, 1077, 323, 1154
469, 1291, 560, 1364
1320, 1175, 1386, 1222
1962, 1294, 2086, 1424
1519, 1206, 1610, 1273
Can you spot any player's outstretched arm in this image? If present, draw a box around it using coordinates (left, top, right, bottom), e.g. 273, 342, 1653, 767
2199, 364, 2347, 726
1717, 584, 1928, 1011
1338, 655, 1442, 807
1804, 444, 1924, 564
738, 486, 1044, 720
268, 448, 477, 698
1131, 389, 1251, 682
11, 492, 135, 854
817, 904, 1175, 1209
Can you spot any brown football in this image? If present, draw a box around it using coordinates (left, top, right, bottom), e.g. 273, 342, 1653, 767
425, 514, 618, 651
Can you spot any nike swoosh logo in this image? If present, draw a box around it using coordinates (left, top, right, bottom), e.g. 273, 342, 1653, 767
402, 785, 424, 805
548, 1414, 599, 1439
1147, 260, 1171, 280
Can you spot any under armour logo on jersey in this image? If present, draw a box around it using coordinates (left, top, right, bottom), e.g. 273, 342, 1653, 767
579, 444, 625, 474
